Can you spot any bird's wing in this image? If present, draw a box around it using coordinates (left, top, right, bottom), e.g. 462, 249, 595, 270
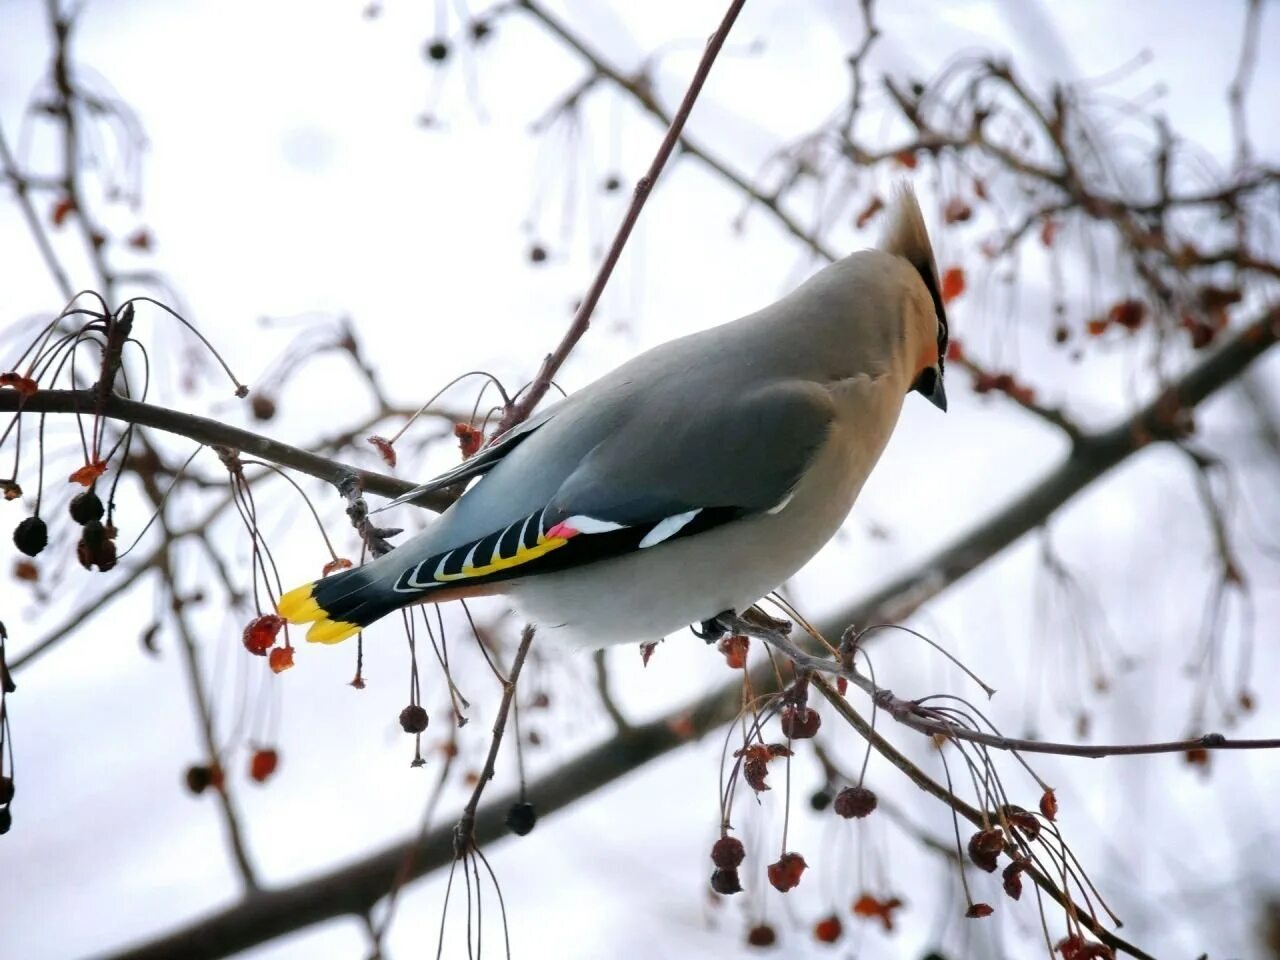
382, 381, 835, 596
375, 405, 559, 511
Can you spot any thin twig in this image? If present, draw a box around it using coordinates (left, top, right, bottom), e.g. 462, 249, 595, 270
496, 0, 750, 434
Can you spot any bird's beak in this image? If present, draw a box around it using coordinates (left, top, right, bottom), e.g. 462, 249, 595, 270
912, 366, 947, 412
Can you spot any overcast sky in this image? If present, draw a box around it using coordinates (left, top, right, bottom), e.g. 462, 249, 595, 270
2, 1, 1279, 958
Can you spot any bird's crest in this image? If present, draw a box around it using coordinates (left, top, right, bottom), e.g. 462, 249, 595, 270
877, 184, 948, 362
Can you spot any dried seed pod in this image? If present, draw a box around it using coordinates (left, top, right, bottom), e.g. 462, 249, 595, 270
779, 705, 820, 739
69, 491, 104, 525
12, 517, 48, 557
399, 704, 429, 733
833, 785, 877, 819
710, 868, 742, 895
505, 801, 537, 836
711, 836, 745, 869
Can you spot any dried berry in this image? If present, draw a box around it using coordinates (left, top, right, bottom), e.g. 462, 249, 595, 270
833, 785, 877, 819
1002, 859, 1025, 900
1, 481, 21, 501
268, 646, 294, 674
813, 914, 842, 943
743, 756, 770, 792
0, 775, 13, 805
249, 748, 279, 783
965, 902, 993, 918
250, 394, 277, 421
779, 706, 820, 739
69, 491, 104, 524
454, 422, 484, 459
852, 894, 903, 932
1056, 934, 1115, 960
711, 836, 745, 869
367, 435, 397, 468
603, 173, 622, 192
322, 557, 353, 576
767, 852, 807, 892
185, 764, 213, 794
242, 614, 283, 656
1005, 807, 1040, 840
76, 520, 117, 571
966, 828, 1003, 873
399, 704, 429, 733
506, 801, 537, 836
1108, 299, 1146, 331
809, 788, 832, 812
746, 924, 776, 947
718, 634, 749, 669
425, 38, 450, 61
528, 243, 548, 264
710, 868, 742, 895
469, 18, 491, 41
12, 517, 48, 557
1039, 788, 1058, 821
68, 460, 107, 486
854, 195, 884, 229
943, 197, 972, 224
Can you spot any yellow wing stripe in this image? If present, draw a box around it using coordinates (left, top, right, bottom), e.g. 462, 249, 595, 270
433, 534, 569, 582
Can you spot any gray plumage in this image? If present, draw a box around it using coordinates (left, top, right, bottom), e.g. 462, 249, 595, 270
280, 186, 948, 648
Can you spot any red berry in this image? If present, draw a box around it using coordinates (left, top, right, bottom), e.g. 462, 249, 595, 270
779, 706, 820, 739
249, 748, 279, 783
833, 785, 877, 818
718, 634, 749, 669
711, 836, 745, 869
813, 914, 842, 943
965, 902, 993, 918
242, 614, 283, 656
1039, 788, 1058, 821
967, 828, 1003, 872
767, 852, 807, 892
746, 924, 776, 947
268, 646, 294, 674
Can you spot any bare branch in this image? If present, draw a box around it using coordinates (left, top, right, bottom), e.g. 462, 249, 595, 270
496, 0, 750, 434
0, 389, 439, 507
102, 304, 1279, 960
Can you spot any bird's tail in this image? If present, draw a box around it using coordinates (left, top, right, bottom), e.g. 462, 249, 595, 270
278, 560, 407, 645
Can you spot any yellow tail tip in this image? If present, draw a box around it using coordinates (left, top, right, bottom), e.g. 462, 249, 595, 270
307, 618, 361, 645
278, 583, 323, 623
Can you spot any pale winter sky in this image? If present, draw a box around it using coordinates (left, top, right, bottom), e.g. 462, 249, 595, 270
1, 1, 1278, 958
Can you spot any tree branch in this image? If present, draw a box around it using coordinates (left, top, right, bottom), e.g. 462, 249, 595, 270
0, 389, 443, 508
515, 0, 839, 263
101, 307, 1279, 960
496, 0, 749, 433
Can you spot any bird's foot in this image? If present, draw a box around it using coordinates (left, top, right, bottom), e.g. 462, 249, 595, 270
690, 610, 735, 644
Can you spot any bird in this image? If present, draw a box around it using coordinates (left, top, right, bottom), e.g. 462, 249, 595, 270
278, 186, 948, 649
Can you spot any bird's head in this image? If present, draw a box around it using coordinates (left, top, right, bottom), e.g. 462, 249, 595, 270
878, 185, 949, 412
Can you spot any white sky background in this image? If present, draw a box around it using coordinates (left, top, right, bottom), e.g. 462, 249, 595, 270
2, 1, 1279, 958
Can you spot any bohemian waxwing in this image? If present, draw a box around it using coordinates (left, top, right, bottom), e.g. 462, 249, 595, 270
279, 186, 948, 648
